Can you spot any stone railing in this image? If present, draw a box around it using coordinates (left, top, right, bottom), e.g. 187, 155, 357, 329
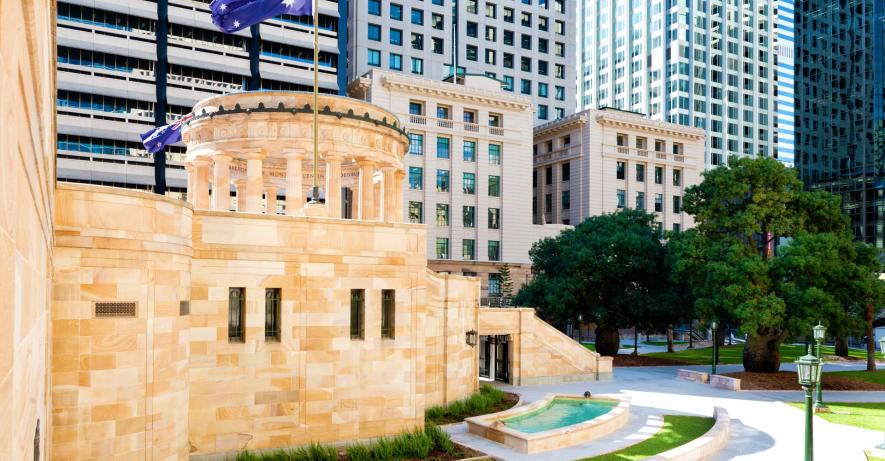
604, 144, 686, 163
402, 114, 511, 137
534, 145, 582, 165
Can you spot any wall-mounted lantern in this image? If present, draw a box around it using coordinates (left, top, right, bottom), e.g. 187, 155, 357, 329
466, 330, 478, 347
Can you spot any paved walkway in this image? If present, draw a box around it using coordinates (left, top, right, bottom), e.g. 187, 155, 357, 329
447, 363, 885, 460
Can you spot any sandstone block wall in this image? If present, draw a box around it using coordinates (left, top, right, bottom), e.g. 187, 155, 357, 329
0, 0, 56, 458
188, 212, 430, 455
424, 272, 480, 408
478, 308, 610, 385
51, 185, 192, 461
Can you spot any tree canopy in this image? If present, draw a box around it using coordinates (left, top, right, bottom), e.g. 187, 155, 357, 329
674, 156, 884, 372
514, 208, 668, 356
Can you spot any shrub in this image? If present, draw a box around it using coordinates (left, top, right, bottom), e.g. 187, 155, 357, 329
424, 424, 454, 454
393, 429, 432, 458
290, 443, 337, 461
425, 405, 445, 421
346, 443, 371, 461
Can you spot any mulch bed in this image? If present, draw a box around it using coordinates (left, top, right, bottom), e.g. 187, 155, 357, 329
723, 371, 885, 391
334, 443, 486, 461
612, 354, 690, 367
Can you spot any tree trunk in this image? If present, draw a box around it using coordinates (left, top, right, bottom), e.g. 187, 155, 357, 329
866, 302, 877, 372
834, 337, 849, 358
633, 327, 639, 355
716, 327, 726, 347
743, 332, 782, 372
595, 325, 620, 357
666, 327, 675, 353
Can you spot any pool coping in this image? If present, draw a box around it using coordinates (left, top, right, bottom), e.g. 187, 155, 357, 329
464, 394, 631, 454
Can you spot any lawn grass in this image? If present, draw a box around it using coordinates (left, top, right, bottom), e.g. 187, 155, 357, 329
583, 343, 597, 352
425, 383, 517, 425
786, 402, 885, 432
827, 370, 885, 386
646, 343, 883, 365
578, 415, 715, 461
643, 341, 687, 347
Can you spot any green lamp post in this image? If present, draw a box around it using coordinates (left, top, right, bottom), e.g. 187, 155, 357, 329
796, 352, 822, 461
879, 336, 885, 449
710, 320, 718, 376
812, 323, 829, 413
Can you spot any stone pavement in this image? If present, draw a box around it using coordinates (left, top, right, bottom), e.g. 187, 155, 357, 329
447, 363, 885, 460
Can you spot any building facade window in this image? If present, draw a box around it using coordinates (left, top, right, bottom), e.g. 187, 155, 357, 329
368, 0, 381, 15
562, 190, 570, 209
463, 173, 476, 194
562, 162, 570, 181
411, 8, 423, 25
673, 169, 682, 186
616, 161, 625, 180
390, 3, 402, 19
389, 53, 402, 70
673, 195, 682, 213
350, 289, 365, 339
482, 173, 499, 197
436, 169, 450, 192
408, 201, 423, 223
463, 206, 476, 227
545, 193, 552, 212
367, 49, 381, 66
488, 241, 501, 261
654, 193, 663, 212
654, 166, 663, 184
390, 28, 402, 45
463, 239, 476, 260
436, 137, 450, 158
436, 237, 449, 259
264, 288, 281, 341
411, 57, 423, 74
636, 191, 645, 210
488, 208, 500, 229
228, 288, 245, 342
408, 166, 423, 189
463, 140, 476, 161
381, 289, 395, 339
636, 164, 645, 182
488, 274, 501, 295
436, 204, 449, 226
616, 189, 625, 208
489, 144, 501, 164
368, 24, 381, 41
409, 133, 423, 154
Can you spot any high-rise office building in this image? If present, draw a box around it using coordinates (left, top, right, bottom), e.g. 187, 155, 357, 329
348, 0, 576, 125
578, 0, 795, 168
794, 0, 885, 246
56, 0, 347, 193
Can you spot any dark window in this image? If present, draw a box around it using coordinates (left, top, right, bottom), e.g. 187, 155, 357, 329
390, 3, 402, 19
228, 288, 245, 342
488, 208, 500, 229
562, 190, 570, 209
545, 166, 553, 184
562, 162, 570, 181
368, 0, 381, 15
488, 175, 501, 196
411, 8, 424, 25
488, 241, 501, 261
381, 289, 395, 339
350, 289, 365, 340
463, 206, 476, 228
265, 288, 281, 341
616, 161, 625, 180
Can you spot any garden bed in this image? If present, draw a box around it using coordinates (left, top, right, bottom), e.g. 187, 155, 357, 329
723, 371, 885, 391
425, 384, 520, 425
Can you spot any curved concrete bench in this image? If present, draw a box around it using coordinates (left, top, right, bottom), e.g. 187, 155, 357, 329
643, 407, 730, 461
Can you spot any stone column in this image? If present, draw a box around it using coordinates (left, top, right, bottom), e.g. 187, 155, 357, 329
325, 153, 343, 218
265, 185, 278, 215
212, 154, 232, 211
193, 158, 211, 210
381, 166, 396, 222
284, 149, 304, 215
357, 158, 376, 220
245, 151, 264, 213
394, 170, 405, 222
234, 180, 247, 212
185, 163, 195, 205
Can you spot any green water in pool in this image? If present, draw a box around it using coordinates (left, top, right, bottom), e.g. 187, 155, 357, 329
501, 398, 617, 434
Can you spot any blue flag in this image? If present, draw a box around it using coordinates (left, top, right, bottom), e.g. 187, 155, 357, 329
210, 0, 313, 33
140, 113, 193, 154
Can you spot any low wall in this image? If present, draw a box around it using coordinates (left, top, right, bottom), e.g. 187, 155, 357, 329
644, 407, 730, 461
479, 308, 612, 385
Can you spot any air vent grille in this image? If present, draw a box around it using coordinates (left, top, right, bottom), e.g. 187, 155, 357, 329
94, 302, 136, 318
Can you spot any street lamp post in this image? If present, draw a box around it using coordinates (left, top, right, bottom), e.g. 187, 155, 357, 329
711, 320, 718, 376
812, 323, 829, 413
878, 336, 885, 449
796, 353, 822, 461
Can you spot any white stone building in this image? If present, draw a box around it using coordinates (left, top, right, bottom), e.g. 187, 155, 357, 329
533, 108, 705, 234
352, 69, 565, 297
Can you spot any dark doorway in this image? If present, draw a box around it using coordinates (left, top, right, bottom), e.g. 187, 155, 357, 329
478, 335, 510, 383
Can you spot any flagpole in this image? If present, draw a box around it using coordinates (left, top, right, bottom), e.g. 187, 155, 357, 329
309, 0, 320, 203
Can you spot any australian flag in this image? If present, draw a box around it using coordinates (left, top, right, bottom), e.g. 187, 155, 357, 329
140, 113, 194, 154
210, 0, 313, 33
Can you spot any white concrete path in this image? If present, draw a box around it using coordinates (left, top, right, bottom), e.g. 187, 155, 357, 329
447, 364, 885, 461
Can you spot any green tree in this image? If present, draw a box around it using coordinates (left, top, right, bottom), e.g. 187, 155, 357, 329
514, 209, 668, 356
499, 263, 514, 301
676, 156, 883, 372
